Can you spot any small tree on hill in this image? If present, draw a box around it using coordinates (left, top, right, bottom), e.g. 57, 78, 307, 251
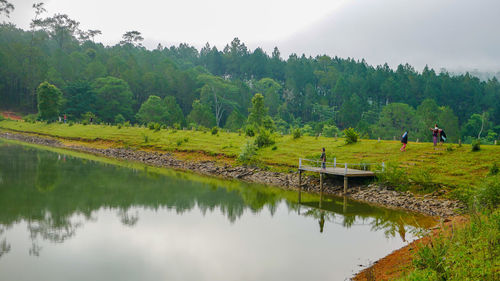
247, 93, 268, 127
37, 81, 62, 121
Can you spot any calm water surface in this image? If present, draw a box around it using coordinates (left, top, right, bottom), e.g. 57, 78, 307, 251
0, 140, 435, 281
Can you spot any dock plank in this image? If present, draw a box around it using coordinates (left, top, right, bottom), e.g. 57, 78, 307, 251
299, 166, 375, 177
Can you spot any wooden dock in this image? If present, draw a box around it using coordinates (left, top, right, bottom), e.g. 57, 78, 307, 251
298, 158, 381, 194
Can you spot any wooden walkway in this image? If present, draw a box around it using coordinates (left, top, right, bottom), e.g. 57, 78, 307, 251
298, 158, 380, 194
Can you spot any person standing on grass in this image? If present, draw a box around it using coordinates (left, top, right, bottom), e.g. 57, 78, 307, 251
430, 124, 441, 149
64, 114, 67, 124
320, 147, 326, 169
400, 131, 408, 151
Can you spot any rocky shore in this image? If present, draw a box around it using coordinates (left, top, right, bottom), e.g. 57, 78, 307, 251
0, 131, 465, 217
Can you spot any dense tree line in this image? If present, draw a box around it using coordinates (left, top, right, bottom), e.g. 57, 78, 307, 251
0, 3, 498, 143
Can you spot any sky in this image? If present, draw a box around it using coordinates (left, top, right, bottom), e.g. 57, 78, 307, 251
5, 0, 500, 72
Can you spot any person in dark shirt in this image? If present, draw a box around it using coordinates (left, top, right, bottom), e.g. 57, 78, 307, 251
400, 131, 408, 152
320, 147, 326, 169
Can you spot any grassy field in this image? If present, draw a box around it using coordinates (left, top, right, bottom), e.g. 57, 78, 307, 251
1, 120, 499, 194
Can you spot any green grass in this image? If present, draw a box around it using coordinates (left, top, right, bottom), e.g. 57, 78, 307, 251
398, 209, 500, 281
1, 120, 499, 193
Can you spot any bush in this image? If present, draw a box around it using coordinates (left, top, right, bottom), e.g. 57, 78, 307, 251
301, 124, 315, 136
114, 114, 125, 124
142, 134, 149, 143
292, 127, 301, 139
176, 139, 183, 146
343, 127, 359, 144
471, 139, 481, 151
255, 129, 275, 148
410, 168, 438, 193
23, 114, 38, 123
474, 176, 500, 209
322, 124, 340, 138
123, 121, 131, 127
237, 141, 258, 166
0, 114, 4, 121
117, 124, 122, 129
376, 162, 409, 191
489, 163, 499, 176
446, 144, 454, 151
404, 209, 499, 281
245, 125, 255, 137
211, 126, 219, 135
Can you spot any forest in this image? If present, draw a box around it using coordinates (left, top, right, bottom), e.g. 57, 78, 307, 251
0, 3, 499, 144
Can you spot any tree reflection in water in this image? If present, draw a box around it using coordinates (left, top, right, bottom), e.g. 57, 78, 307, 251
0, 142, 435, 258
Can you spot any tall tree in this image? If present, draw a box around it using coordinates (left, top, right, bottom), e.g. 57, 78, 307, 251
247, 93, 268, 127
37, 81, 62, 121
120, 31, 143, 46
92, 76, 134, 122
136, 95, 167, 124
38, 14, 80, 49
0, 0, 14, 19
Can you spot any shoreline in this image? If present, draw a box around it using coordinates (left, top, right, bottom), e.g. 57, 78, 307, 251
0, 130, 468, 280
0, 130, 464, 217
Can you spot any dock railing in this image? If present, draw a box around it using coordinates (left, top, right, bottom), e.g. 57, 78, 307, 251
299, 158, 385, 174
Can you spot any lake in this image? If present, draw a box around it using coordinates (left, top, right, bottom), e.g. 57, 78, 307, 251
0, 140, 434, 281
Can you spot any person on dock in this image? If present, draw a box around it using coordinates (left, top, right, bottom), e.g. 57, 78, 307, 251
430, 124, 442, 149
320, 147, 326, 169
400, 131, 408, 152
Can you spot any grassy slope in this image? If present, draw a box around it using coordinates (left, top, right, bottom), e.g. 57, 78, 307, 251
1, 120, 499, 191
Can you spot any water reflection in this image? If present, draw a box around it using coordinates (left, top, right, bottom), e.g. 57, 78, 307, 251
0, 141, 435, 279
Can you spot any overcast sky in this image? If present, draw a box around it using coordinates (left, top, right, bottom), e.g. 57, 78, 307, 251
6, 0, 500, 71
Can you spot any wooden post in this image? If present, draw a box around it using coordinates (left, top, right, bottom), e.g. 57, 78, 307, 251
343, 196, 347, 213
298, 170, 302, 190
378, 137, 380, 142
320, 173, 323, 193
459, 139, 461, 146
344, 176, 348, 194
416, 138, 419, 143
495, 140, 497, 145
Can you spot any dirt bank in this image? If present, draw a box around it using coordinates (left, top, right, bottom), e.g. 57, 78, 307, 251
0, 130, 464, 217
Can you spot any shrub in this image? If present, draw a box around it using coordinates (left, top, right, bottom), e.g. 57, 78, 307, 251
245, 125, 255, 137
271, 146, 277, 150
117, 124, 122, 129
23, 114, 38, 123
322, 124, 340, 138
474, 176, 500, 209
471, 139, 481, 151
237, 141, 258, 166
292, 127, 301, 139
410, 168, 438, 193
142, 134, 149, 143
489, 163, 499, 176
255, 129, 275, 148
343, 127, 359, 144
148, 122, 155, 130
173, 123, 181, 130
114, 114, 125, 124
68, 121, 74, 126
446, 144, 454, 151
376, 162, 409, 191
301, 124, 315, 136
176, 139, 183, 146
123, 121, 131, 127
0, 114, 4, 121
211, 126, 219, 135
